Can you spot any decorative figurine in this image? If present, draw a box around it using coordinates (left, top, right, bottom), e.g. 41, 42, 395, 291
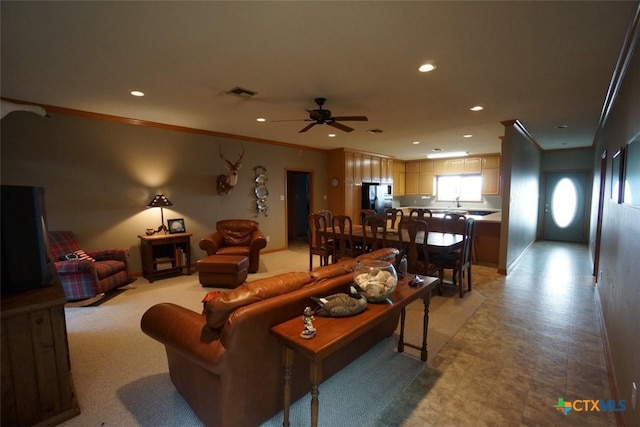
300, 306, 316, 339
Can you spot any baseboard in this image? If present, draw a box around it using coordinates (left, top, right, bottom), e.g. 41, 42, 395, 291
595, 287, 626, 427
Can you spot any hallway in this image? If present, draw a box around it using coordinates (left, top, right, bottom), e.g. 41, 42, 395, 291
375, 241, 617, 426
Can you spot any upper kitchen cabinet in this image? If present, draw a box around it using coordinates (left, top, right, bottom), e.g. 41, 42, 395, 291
434, 157, 481, 175
481, 155, 501, 195
393, 161, 405, 195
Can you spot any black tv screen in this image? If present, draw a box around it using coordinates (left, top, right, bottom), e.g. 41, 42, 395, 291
1, 185, 55, 293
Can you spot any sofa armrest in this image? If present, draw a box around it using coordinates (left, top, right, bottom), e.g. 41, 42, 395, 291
141, 303, 227, 374
199, 232, 225, 256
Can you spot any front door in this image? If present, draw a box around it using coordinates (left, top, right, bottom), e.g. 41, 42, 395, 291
542, 172, 588, 242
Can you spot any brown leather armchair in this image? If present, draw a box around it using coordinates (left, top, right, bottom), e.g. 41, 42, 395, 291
199, 219, 267, 273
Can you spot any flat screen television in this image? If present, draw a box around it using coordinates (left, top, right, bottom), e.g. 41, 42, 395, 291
1, 185, 56, 293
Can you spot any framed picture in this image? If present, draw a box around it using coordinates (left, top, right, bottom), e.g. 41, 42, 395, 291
624, 136, 639, 206
611, 147, 625, 203
167, 218, 186, 234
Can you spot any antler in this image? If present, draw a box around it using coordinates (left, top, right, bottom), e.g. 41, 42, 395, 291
219, 145, 245, 170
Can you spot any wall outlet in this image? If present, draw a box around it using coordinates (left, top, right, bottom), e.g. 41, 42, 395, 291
266, 235, 270, 242
632, 382, 637, 410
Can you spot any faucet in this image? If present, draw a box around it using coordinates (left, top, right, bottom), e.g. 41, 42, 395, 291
455, 196, 461, 208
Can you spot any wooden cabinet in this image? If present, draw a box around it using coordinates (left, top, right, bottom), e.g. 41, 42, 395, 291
393, 161, 405, 196
1, 283, 80, 426
404, 161, 434, 195
138, 233, 192, 282
327, 149, 394, 220
464, 157, 482, 173
482, 156, 500, 169
434, 157, 481, 175
482, 167, 501, 195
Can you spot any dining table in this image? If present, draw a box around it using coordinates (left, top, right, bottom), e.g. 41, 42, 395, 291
326, 224, 465, 254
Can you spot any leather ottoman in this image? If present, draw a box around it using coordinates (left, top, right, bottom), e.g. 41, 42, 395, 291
196, 254, 249, 288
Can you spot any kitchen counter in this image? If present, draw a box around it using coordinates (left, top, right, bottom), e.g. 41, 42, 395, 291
399, 207, 501, 223
398, 207, 501, 266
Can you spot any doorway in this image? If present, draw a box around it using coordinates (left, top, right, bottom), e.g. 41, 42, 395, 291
542, 171, 589, 242
286, 170, 311, 246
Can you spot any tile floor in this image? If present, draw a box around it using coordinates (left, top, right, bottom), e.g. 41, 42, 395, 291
374, 241, 617, 427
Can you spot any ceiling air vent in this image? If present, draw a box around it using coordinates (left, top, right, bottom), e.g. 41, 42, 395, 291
226, 86, 258, 98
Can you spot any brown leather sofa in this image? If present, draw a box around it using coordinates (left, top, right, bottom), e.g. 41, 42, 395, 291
199, 219, 267, 273
141, 247, 400, 427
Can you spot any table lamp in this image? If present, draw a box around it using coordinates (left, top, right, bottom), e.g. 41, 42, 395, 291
147, 194, 173, 234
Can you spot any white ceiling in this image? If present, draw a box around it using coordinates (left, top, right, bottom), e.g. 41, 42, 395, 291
1, 1, 636, 160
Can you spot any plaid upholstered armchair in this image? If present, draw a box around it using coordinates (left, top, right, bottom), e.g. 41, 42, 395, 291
48, 230, 132, 304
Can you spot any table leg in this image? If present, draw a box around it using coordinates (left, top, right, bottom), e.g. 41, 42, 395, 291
420, 291, 431, 361
282, 347, 293, 427
310, 360, 322, 427
398, 307, 406, 353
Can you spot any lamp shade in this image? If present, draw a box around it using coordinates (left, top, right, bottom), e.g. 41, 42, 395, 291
147, 194, 173, 208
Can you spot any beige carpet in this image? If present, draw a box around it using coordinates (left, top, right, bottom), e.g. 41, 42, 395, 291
59, 244, 490, 426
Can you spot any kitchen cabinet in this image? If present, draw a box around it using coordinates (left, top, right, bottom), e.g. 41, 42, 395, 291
393, 161, 405, 195
434, 157, 481, 175
327, 148, 394, 219
482, 167, 501, 195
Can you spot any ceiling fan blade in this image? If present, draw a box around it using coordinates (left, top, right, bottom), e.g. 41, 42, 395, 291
328, 122, 354, 133
299, 122, 317, 133
332, 116, 368, 122
272, 119, 310, 122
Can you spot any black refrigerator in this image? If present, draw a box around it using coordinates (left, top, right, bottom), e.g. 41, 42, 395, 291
361, 183, 386, 216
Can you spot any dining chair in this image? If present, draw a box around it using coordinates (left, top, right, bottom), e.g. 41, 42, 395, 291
409, 208, 433, 220
362, 215, 388, 253
384, 208, 404, 229
317, 209, 333, 226
442, 212, 467, 234
397, 218, 444, 293
308, 213, 333, 271
360, 209, 378, 224
332, 215, 358, 262
434, 218, 475, 297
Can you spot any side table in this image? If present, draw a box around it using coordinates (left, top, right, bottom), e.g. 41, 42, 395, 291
138, 233, 192, 282
270, 274, 439, 427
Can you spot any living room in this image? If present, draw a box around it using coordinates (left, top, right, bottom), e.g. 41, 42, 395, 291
2, 2, 640, 426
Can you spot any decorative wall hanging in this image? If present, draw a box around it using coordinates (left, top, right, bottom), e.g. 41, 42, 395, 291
217, 145, 245, 195
254, 165, 268, 216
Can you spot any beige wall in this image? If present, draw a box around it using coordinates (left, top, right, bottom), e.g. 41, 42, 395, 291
591, 31, 640, 427
0, 111, 329, 273
499, 122, 541, 273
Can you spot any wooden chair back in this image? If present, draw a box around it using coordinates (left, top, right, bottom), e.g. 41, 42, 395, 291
443, 213, 466, 234
409, 208, 433, 220
308, 213, 332, 270
362, 215, 388, 253
397, 218, 438, 277
384, 208, 404, 229
360, 209, 378, 224
332, 215, 357, 261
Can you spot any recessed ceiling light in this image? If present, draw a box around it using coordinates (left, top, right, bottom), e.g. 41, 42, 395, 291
427, 151, 469, 159
556, 124, 568, 129
418, 63, 436, 73
470, 105, 483, 111
431, 148, 443, 152
412, 141, 421, 145
130, 90, 144, 97
328, 133, 336, 138
463, 134, 473, 138
256, 118, 266, 122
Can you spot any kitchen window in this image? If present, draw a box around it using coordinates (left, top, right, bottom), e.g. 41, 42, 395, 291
435, 175, 482, 202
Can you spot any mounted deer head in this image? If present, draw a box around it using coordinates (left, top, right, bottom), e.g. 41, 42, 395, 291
217, 145, 245, 195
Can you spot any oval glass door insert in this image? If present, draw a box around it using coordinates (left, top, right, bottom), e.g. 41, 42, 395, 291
551, 178, 578, 228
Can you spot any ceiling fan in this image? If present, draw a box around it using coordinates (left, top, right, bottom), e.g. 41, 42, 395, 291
274, 97, 368, 133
